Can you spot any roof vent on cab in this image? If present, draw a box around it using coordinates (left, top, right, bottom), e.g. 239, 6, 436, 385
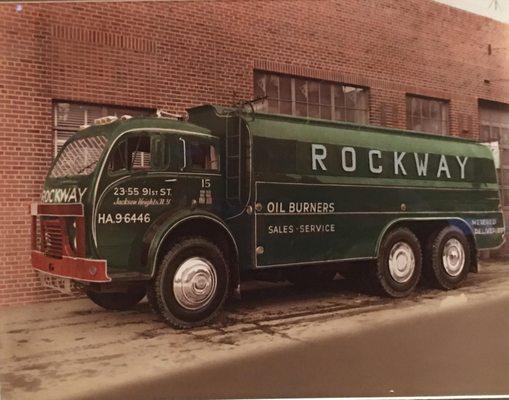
93, 115, 121, 126
156, 109, 188, 121
79, 115, 129, 130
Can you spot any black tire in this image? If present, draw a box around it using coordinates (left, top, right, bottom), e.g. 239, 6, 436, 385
369, 227, 422, 298
424, 225, 471, 290
86, 286, 146, 311
287, 269, 336, 288
146, 283, 161, 315
153, 237, 229, 329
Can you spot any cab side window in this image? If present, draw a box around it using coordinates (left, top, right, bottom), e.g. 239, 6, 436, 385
186, 141, 219, 171
109, 134, 165, 173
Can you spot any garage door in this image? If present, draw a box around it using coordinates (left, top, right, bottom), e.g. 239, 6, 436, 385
479, 101, 509, 257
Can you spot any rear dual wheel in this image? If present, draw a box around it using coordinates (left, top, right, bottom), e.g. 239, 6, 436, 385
424, 226, 470, 290
372, 225, 471, 298
370, 227, 422, 298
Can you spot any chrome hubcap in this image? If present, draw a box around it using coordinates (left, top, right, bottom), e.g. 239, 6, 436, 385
442, 238, 465, 277
173, 257, 217, 310
388, 242, 415, 283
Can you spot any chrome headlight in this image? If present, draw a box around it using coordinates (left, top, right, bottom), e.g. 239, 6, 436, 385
66, 219, 77, 252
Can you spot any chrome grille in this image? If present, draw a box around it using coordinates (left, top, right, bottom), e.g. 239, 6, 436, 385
42, 219, 64, 259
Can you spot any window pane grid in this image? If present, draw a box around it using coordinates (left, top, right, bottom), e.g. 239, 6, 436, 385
406, 95, 449, 135
254, 71, 369, 124
53, 102, 153, 156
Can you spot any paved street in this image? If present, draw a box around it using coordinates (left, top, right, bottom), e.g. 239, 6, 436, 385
2, 261, 509, 399
119, 287, 509, 399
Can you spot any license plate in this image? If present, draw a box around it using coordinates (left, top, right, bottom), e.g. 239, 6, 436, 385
38, 272, 74, 294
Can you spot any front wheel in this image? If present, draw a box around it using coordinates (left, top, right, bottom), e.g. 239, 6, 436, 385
424, 226, 471, 290
86, 286, 146, 311
369, 227, 422, 298
153, 237, 229, 329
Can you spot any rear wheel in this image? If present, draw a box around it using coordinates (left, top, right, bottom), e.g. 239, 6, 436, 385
424, 225, 470, 290
153, 237, 229, 329
86, 286, 146, 311
369, 227, 422, 297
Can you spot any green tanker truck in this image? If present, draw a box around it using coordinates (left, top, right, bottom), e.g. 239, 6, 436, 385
31, 104, 504, 328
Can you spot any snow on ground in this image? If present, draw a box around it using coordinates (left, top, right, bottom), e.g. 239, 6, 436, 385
1, 261, 509, 400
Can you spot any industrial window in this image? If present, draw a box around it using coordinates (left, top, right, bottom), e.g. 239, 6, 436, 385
254, 71, 369, 124
53, 101, 153, 156
406, 95, 449, 135
480, 101, 509, 145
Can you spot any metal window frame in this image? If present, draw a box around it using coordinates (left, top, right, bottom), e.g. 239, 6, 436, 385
256, 71, 369, 124
406, 94, 450, 135
480, 105, 509, 212
53, 101, 154, 158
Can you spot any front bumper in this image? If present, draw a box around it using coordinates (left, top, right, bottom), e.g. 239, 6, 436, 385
32, 250, 111, 282
31, 202, 111, 283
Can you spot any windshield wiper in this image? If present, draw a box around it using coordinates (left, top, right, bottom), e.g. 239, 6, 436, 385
75, 159, 99, 175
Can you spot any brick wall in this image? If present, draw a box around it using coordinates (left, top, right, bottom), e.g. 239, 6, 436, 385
0, 0, 508, 305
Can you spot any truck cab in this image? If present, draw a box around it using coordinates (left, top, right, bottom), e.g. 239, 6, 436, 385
32, 110, 245, 328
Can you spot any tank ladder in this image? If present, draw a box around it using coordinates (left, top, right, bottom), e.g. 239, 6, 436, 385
225, 117, 242, 203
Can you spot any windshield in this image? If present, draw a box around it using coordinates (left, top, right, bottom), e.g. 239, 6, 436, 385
50, 135, 108, 178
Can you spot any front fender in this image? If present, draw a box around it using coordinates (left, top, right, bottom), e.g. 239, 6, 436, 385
143, 209, 236, 277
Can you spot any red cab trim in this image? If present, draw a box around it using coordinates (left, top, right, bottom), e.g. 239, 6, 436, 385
31, 203, 84, 217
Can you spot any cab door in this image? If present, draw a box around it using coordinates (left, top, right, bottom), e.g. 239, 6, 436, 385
94, 131, 172, 272
176, 134, 224, 214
